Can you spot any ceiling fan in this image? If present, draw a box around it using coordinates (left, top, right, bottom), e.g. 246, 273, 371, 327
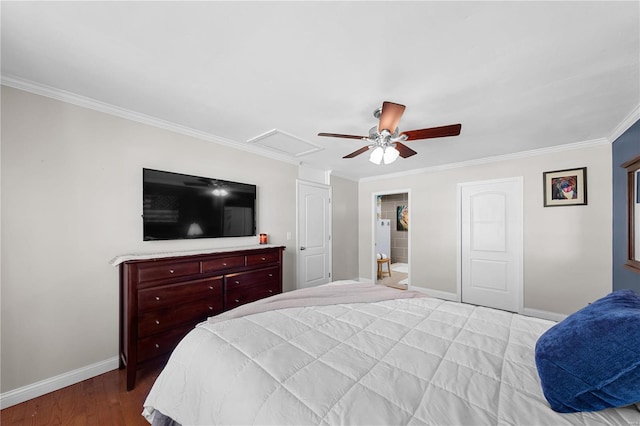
318, 101, 462, 165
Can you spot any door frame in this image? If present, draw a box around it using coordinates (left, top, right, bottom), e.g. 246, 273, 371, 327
456, 177, 524, 313
371, 189, 411, 284
296, 179, 332, 288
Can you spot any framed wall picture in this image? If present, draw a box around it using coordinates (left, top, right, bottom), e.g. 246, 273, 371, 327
543, 167, 587, 207
397, 205, 408, 231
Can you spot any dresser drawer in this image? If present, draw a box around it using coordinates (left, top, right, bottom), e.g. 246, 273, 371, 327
138, 299, 223, 338
138, 277, 222, 312
226, 280, 280, 310
225, 267, 278, 290
201, 255, 245, 273
246, 251, 280, 266
137, 261, 200, 283
137, 324, 193, 363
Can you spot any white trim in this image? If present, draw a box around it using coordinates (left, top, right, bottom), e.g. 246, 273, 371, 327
456, 183, 463, 304
1, 75, 299, 166
408, 286, 568, 322
298, 164, 332, 185
609, 104, 640, 143
408, 286, 458, 302
0, 357, 119, 409
5, 74, 631, 183
359, 138, 609, 183
522, 308, 567, 323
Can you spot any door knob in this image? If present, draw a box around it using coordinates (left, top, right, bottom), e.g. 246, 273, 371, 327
300, 246, 306, 251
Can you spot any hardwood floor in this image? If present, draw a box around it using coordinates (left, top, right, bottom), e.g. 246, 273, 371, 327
1, 364, 163, 426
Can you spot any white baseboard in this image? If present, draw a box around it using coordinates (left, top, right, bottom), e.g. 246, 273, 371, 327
0, 356, 120, 409
407, 287, 567, 322
522, 307, 567, 322
409, 286, 459, 302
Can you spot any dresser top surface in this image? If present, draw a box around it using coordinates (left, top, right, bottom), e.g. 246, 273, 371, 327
110, 245, 285, 267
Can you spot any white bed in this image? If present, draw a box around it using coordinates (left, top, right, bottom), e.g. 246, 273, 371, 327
143, 282, 639, 425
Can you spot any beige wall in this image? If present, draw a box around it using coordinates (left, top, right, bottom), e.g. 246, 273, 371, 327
0, 86, 299, 393
330, 175, 359, 280
0, 84, 614, 398
359, 143, 612, 316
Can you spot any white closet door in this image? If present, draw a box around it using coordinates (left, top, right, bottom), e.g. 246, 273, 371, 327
460, 177, 523, 312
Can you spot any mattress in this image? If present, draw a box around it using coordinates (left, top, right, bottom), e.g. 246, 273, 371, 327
143, 284, 639, 425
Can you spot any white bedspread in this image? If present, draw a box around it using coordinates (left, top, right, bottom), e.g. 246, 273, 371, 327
143, 291, 639, 425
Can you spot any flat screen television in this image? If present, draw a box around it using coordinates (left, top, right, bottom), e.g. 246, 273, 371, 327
143, 168, 256, 241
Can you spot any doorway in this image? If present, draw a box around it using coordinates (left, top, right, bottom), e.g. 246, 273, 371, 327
372, 190, 410, 289
458, 177, 523, 312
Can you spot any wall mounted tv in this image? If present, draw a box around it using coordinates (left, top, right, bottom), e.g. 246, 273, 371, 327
143, 168, 257, 241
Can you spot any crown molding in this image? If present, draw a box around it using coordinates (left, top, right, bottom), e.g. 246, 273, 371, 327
1, 75, 299, 166
359, 138, 610, 183
4, 74, 635, 183
609, 103, 640, 143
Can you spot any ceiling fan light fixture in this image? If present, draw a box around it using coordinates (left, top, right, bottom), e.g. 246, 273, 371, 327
369, 146, 384, 164
383, 146, 400, 164
318, 100, 462, 163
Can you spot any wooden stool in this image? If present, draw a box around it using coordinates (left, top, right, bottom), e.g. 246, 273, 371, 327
377, 258, 391, 279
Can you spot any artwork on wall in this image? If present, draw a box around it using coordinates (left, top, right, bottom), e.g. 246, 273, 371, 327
397, 205, 408, 231
543, 167, 587, 207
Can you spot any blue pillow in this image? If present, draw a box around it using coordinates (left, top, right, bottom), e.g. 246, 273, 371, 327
535, 289, 640, 413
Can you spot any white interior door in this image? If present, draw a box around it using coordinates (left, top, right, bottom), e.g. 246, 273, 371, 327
297, 180, 331, 289
459, 177, 523, 312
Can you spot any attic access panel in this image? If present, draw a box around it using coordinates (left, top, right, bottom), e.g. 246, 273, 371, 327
247, 129, 323, 157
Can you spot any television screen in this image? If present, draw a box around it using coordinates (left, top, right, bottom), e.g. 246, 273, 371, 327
143, 168, 256, 241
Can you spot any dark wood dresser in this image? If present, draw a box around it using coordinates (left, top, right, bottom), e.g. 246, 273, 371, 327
116, 245, 285, 390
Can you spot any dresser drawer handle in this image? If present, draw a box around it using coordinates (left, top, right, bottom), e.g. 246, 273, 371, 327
222, 262, 227, 266
169, 269, 175, 274
234, 280, 240, 285
155, 343, 160, 349
261, 257, 266, 261
268, 289, 273, 294
234, 299, 240, 303
208, 306, 214, 310
268, 273, 273, 277
209, 286, 214, 290
155, 296, 160, 301
155, 320, 160, 325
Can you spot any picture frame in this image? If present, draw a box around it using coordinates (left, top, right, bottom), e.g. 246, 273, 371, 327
397, 205, 408, 231
543, 167, 587, 207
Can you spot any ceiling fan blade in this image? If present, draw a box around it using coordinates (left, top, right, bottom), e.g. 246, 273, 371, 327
401, 123, 462, 141
394, 142, 418, 158
378, 101, 406, 133
343, 146, 370, 159
318, 132, 366, 140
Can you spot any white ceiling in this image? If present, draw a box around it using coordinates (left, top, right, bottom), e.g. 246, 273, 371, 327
2, 1, 639, 180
